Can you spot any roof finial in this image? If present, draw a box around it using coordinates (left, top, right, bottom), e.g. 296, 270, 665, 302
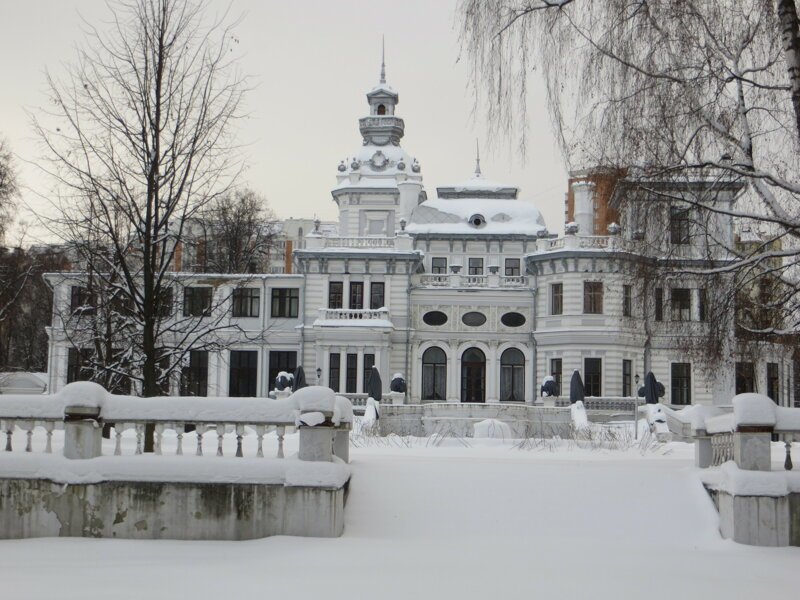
380, 36, 386, 84
474, 139, 482, 177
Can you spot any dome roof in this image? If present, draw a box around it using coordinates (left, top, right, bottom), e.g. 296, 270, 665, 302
406, 196, 546, 236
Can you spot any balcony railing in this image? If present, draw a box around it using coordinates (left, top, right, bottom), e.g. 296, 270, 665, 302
416, 274, 530, 289
317, 307, 390, 321
323, 237, 396, 249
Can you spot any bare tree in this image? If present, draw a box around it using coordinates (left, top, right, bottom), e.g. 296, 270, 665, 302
189, 188, 278, 274
33, 0, 250, 447
458, 1, 800, 344
0, 138, 16, 242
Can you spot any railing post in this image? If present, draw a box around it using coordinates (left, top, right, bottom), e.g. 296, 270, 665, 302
733, 426, 773, 471
694, 428, 713, 468
332, 428, 350, 463
298, 411, 334, 462
63, 405, 103, 460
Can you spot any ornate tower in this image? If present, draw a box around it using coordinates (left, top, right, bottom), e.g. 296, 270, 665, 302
332, 45, 425, 237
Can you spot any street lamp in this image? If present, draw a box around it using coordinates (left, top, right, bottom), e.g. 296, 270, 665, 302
316, 367, 322, 384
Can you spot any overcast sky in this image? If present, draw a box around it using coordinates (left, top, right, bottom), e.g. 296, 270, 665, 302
0, 0, 568, 244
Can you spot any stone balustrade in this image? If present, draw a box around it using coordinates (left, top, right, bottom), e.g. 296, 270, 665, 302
416, 273, 530, 289
0, 382, 353, 464
317, 307, 390, 322
661, 394, 800, 547
0, 383, 354, 541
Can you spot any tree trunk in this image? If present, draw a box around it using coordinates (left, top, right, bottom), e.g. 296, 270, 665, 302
778, 0, 800, 142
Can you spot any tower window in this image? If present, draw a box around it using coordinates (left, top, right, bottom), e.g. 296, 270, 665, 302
377, 104, 386, 115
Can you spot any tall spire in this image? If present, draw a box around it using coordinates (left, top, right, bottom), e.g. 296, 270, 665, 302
474, 139, 482, 177
380, 35, 386, 84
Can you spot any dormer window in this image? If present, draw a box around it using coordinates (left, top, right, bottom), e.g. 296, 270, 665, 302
377, 104, 386, 115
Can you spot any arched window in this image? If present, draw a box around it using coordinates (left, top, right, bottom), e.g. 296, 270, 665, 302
422, 347, 447, 401
461, 347, 486, 403
500, 348, 525, 402
377, 104, 387, 115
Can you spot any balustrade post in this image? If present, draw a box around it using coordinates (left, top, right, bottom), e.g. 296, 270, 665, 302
298, 412, 334, 462
333, 428, 350, 463
733, 426, 773, 471
63, 405, 103, 460
694, 428, 713, 468
785, 440, 793, 471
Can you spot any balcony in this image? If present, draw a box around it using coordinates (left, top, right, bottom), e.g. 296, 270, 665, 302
314, 307, 392, 327
416, 273, 530, 289
536, 234, 638, 254
302, 234, 415, 252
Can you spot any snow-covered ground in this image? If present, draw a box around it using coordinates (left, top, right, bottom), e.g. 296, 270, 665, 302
1, 431, 798, 599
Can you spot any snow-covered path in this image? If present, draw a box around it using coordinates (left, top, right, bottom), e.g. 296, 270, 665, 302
1, 442, 797, 599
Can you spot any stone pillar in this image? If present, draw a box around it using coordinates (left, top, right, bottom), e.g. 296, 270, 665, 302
694, 429, 713, 468
356, 349, 365, 394
298, 425, 334, 462
734, 428, 773, 471
332, 429, 350, 463
63, 406, 103, 460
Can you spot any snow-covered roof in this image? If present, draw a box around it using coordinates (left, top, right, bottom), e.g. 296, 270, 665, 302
406, 197, 546, 236
368, 83, 397, 96
437, 173, 518, 200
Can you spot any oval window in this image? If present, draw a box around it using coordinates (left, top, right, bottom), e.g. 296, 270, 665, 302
423, 311, 448, 326
501, 312, 526, 327
462, 311, 487, 327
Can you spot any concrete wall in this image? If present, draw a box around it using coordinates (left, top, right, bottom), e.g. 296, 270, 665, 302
379, 404, 572, 438
708, 489, 800, 547
0, 477, 348, 540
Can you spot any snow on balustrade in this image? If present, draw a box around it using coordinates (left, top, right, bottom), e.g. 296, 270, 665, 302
419, 274, 450, 287
323, 236, 396, 249
500, 275, 528, 288
554, 396, 641, 412
0, 382, 353, 462
315, 307, 393, 328
464, 274, 488, 287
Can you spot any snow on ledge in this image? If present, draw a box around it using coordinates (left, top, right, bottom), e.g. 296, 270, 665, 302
700, 462, 800, 497
0, 383, 354, 425
733, 394, 777, 428
0, 453, 351, 488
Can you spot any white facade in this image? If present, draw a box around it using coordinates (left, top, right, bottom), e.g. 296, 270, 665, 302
45, 68, 795, 408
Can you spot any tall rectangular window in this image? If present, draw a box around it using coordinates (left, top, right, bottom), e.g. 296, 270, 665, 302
268, 351, 297, 390
183, 287, 212, 317
328, 353, 341, 393
671, 288, 691, 321
66, 348, 94, 383
623, 285, 632, 317
735, 362, 755, 394
698, 288, 707, 322
70, 286, 95, 315
551, 283, 563, 315
229, 350, 258, 397
346, 353, 358, 393
655, 287, 664, 322
181, 350, 209, 397
670, 207, 691, 245
271, 288, 299, 318
431, 257, 447, 274
328, 282, 343, 309
583, 281, 603, 314
349, 282, 364, 310
232, 288, 260, 318
156, 287, 173, 318
370, 282, 385, 309
550, 358, 562, 395
584, 358, 602, 397
622, 359, 632, 397
468, 258, 483, 275
504, 258, 521, 277
363, 353, 376, 393
767, 362, 779, 403
671, 363, 692, 405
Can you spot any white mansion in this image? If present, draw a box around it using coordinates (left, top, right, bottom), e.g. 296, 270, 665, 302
44, 67, 795, 408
